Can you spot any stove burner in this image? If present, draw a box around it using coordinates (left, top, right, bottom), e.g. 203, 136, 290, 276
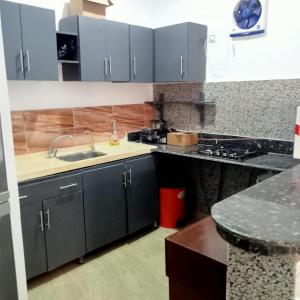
197, 141, 266, 161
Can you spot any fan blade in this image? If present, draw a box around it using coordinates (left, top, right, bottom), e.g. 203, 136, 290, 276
251, 6, 262, 17
234, 10, 245, 23
248, 0, 259, 9
238, 19, 248, 29
248, 15, 260, 28
239, 0, 248, 10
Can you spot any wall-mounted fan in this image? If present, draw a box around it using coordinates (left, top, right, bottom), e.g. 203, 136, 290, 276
230, 0, 268, 38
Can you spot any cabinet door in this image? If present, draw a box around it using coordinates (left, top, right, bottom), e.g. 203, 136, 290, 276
78, 17, 107, 81
0, 1, 24, 80
126, 155, 158, 234
83, 163, 127, 252
20, 4, 58, 80
43, 192, 85, 271
106, 20, 130, 82
21, 202, 47, 279
155, 23, 187, 82
130, 25, 153, 83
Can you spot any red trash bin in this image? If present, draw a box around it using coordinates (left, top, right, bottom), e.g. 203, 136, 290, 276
160, 188, 185, 228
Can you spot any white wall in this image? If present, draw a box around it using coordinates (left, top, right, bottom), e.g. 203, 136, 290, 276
0, 17, 27, 300
107, 0, 300, 82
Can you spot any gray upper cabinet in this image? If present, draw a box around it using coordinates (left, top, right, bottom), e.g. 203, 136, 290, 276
155, 22, 207, 83
19, 4, 58, 81
0, 1, 58, 81
59, 17, 130, 82
106, 20, 130, 82
78, 16, 106, 81
0, 1, 24, 80
129, 25, 154, 83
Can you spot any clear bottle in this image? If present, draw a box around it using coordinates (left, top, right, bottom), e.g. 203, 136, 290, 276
109, 120, 120, 146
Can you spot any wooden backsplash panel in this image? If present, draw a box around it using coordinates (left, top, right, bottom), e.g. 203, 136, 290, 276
11, 104, 153, 155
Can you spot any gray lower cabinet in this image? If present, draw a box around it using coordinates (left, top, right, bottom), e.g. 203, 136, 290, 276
20, 202, 47, 279
19, 173, 85, 279
126, 155, 158, 234
83, 163, 128, 252
129, 25, 154, 83
155, 22, 207, 82
19, 154, 158, 278
59, 17, 130, 82
43, 192, 85, 271
0, 1, 58, 81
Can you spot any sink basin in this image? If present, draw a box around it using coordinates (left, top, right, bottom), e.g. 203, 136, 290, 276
57, 151, 107, 162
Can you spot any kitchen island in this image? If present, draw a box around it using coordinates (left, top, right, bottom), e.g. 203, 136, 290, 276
211, 163, 300, 299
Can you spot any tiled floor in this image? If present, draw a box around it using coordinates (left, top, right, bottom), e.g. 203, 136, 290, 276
27, 227, 176, 300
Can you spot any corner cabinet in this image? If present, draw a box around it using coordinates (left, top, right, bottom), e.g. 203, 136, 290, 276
0, 0, 58, 81
59, 16, 130, 82
155, 22, 207, 83
129, 25, 154, 83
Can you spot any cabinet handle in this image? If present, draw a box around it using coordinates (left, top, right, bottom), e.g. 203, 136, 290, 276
19, 195, 28, 200
25, 49, 31, 72
19, 49, 24, 72
133, 56, 136, 79
123, 171, 127, 189
60, 183, 78, 190
180, 56, 184, 77
128, 169, 132, 186
45, 209, 51, 231
39, 211, 44, 232
109, 57, 112, 78
104, 57, 108, 79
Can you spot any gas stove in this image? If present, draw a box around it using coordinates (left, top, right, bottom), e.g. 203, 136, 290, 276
197, 140, 267, 161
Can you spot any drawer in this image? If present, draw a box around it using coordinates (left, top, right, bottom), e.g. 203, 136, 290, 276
19, 173, 82, 206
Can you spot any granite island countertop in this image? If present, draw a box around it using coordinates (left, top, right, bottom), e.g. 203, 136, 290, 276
154, 144, 299, 172
211, 163, 300, 256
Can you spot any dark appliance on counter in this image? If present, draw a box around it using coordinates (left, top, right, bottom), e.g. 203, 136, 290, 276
197, 140, 267, 161
128, 128, 175, 145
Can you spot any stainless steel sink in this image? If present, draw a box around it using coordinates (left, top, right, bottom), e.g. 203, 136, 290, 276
57, 151, 107, 162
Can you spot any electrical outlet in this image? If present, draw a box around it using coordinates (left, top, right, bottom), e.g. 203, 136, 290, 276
208, 35, 216, 43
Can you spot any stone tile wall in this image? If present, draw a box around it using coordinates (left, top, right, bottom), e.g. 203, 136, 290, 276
153, 79, 300, 141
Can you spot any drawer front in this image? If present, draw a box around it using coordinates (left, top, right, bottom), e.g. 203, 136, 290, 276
19, 173, 82, 205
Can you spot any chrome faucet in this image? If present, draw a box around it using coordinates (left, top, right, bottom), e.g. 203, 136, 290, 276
84, 131, 95, 151
48, 135, 75, 158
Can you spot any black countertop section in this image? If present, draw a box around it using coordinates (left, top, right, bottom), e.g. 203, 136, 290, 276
211, 163, 300, 256
153, 144, 299, 172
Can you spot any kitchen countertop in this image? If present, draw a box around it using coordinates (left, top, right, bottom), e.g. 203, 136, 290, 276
15, 141, 157, 182
154, 144, 299, 172
211, 163, 300, 256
